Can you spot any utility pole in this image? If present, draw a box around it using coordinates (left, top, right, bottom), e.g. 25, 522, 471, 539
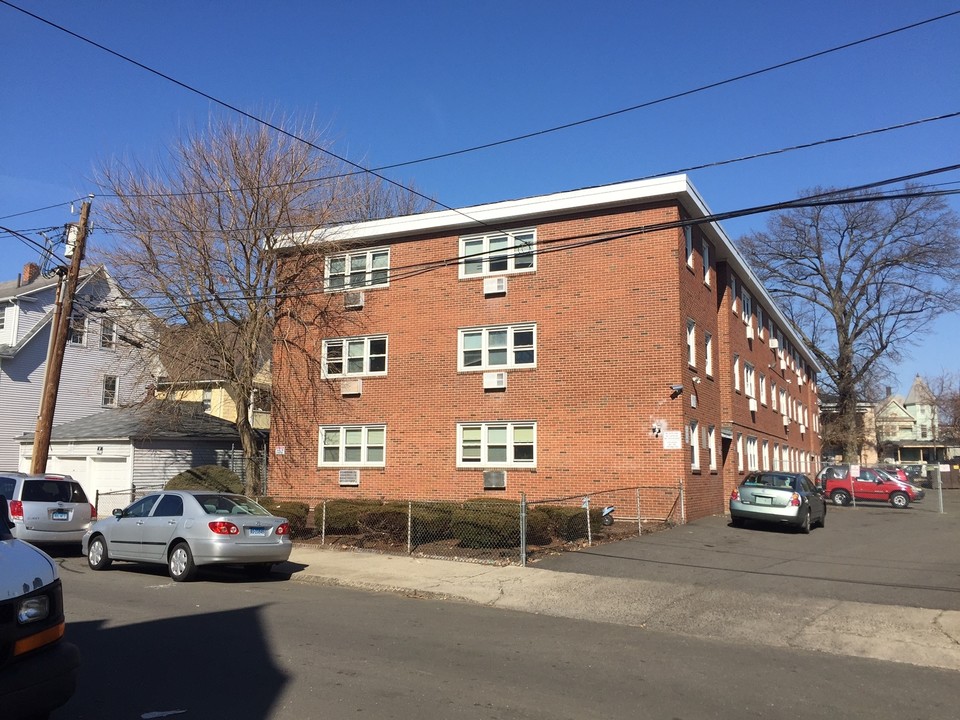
31, 200, 91, 474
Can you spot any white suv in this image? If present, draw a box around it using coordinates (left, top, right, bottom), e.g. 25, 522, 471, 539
0, 472, 96, 546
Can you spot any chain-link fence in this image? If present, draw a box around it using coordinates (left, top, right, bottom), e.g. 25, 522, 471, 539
286, 483, 684, 566
94, 482, 165, 518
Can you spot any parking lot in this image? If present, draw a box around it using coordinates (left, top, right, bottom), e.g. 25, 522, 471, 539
535, 489, 960, 611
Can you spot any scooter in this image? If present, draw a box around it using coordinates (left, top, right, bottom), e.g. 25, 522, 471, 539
601, 505, 615, 526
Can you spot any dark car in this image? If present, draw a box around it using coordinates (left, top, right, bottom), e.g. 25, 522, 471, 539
0, 496, 80, 719
729, 472, 827, 533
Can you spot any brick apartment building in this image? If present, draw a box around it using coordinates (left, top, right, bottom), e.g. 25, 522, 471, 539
269, 175, 822, 522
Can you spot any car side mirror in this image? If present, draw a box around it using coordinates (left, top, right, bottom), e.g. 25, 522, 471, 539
113, 508, 124, 519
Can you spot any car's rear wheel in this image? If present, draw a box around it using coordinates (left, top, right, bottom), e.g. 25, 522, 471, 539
169, 542, 197, 582
830, 490, 850, 506
87, 535, 111, 570
799, 509, 811, 534
730, 516, 745, 528
890, 492, 909, 509
817, 507, 826, 528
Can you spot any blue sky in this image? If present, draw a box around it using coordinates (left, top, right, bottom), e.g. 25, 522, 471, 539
2, 1, 958, 394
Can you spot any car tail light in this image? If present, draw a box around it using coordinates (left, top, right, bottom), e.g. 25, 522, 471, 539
790, 493, 801, 507
276, 523, 290, 536
89, 503, 97, 520
208, 521, 240, 535
9, 500, 23, 520
730, 489, 740, 501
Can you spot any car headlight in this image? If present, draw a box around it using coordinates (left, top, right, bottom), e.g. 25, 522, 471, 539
18, 595, 50, 624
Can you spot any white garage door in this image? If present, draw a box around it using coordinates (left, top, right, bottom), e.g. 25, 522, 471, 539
89, 457, 132, 516
47, 457, 89, 484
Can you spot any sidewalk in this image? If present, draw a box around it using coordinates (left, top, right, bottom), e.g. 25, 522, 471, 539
285, 544, 960, 672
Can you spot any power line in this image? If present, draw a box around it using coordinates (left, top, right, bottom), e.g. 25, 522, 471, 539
3, 0, 957, 208
98, 167, 960, 312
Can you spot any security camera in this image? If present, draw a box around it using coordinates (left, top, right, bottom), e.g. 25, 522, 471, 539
670, 384, 684, 393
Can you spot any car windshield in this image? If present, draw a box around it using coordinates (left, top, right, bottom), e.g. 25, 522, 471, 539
22, 480, 88, 503
195, 494, 272, 516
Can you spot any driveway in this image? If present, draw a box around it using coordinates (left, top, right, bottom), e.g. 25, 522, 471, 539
534, 489, 960, 611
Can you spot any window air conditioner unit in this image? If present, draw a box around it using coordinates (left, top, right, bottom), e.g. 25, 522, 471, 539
748, 397, 758, 412
483, 276, 507, 296
483, 371, 507, 390
483, 470, 506, 489
341, 378, 362, 396
344, 291, 365, 310
800, 424, 807, 434
746, 325, 755, 340
782, 414, 790, 426
780, 358, 788, 371
339, 469, 360, 487
769, 338, 779, 349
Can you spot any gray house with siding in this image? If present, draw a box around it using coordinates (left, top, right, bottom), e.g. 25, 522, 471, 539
16, 402, 259, 515
0, 262, 158, 470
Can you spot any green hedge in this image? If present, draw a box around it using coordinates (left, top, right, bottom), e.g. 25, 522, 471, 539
165, 465, 244, 494
260, 500, 310, 537
321, 499, 384, 533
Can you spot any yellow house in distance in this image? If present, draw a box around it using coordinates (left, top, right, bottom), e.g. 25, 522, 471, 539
155, 361, 271, 430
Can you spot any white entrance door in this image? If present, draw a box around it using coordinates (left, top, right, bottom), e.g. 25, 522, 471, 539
89, 457, 132, 516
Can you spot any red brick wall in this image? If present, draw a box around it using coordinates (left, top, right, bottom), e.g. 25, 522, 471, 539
269, 199, 819, 522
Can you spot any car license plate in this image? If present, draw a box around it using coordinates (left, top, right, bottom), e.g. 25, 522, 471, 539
52, 511, 69, 521
248, 527, 266, 536
755, 496, 772, 505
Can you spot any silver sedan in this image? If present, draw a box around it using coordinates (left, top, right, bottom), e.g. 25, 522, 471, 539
82, 490, 292, 581
729, 472, 827, 534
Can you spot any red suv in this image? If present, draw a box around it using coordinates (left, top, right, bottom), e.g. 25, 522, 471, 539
816, 465, 925, 508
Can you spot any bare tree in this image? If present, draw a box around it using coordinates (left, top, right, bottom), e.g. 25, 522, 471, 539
94, 115, 430, 493
739, 187, 960, 461
923, 371, 960, 449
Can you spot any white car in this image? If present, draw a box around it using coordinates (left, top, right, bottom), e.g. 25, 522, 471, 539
0, 472, 95, 547
82, 490, 292, 581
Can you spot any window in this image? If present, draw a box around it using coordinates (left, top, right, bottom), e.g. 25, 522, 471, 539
736, 433, 744, 472
757, 306, 765, 338
746, 436, 759, 471
759, 373, 767, 405
708, 425, 717, 471
704, 333, 713, 376
457, 422, 536, 467
153, 494, 184, 517
102, 375, 118, 407
771, 382, 778, 412
690, 420, 700, 470
741, 289, 752, 325
459, 324, 535, 371
323, 335, 388, 377
319, 425, 386, 467
779, 387, 787, 412
744, 363, 755, 398
684, 226, 694, 269
460, 229, 535, 278
731, 276, 739, 313
762, 440, 770, 471
686, 320, 696, 367
100, 318, 116, 349
773, 443, 781, 471
702, 241, 711, 285
201, 388, 212, 413
733, 354, 740, 392
69, 312, 86, 345
325, 248, 390, 291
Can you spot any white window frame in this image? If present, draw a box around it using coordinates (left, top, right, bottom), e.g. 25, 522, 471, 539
733, 354, 741, 392
744, 363, 755, 399
736, 433, 744, 473
69, 312, 86, 345
731, 276, 739, 314
773, 443, 781, 471
771, 382, 778, 412
741, 288, 752, 326
457, 422, 536, 468
686, 320, 696, 367
690, 420, 700, 470
102, 375, 118, 407
746, 436, 759, 471
708, 425, 717, 471
318, 424, 386, 467
759, 373, 767, 406
458, 324, 536, 371
100, 318, 116, 350
459, 229, 536, 278
322, 335, 388, 378
704, 332, 713, 377
702, 241, 711, 285
684, 226, 694, 269
761, 439, 770, 471
325, 247, 390, 291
